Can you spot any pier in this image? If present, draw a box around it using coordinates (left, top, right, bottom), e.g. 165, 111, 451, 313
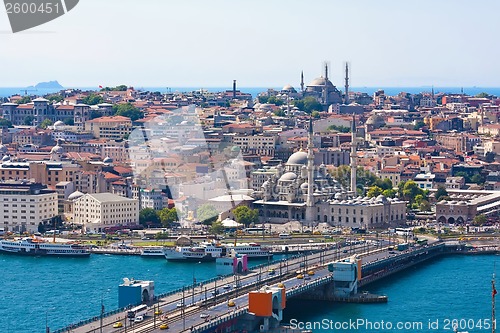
55, 239, 499, 333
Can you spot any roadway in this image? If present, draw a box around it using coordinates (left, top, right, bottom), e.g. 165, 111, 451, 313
71, 241, 388, 333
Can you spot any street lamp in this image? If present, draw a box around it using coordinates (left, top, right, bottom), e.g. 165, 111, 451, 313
192, 261, 201, 304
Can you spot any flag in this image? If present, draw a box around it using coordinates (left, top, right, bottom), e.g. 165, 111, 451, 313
99, 85, 103, 89
494, 287, 497, 297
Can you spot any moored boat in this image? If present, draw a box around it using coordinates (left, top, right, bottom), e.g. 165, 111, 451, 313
164, 242, 224, 262
0, 237, 90, 257
224, 242, 272, 259
140, 246, 166, 258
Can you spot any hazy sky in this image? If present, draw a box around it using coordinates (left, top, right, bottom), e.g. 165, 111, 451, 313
1, 0, 499, 88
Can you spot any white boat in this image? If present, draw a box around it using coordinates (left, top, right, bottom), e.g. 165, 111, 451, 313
141, 246, 165, 258
225, 242, 272, 259
0, 237, 90, 257
164, 242, 224, 262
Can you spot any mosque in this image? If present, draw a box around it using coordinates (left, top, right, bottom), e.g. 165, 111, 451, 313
252, 118, 407, 229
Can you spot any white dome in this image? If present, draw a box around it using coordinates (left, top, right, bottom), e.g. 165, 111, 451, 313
286, 151, 308, 165
51, 145, 63, 154
279, 172, 297, 182
2, 155, 10, 162
54, 120, 65, 127
68, 191, 84, 200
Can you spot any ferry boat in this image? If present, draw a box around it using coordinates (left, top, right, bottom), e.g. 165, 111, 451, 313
140, 246, 165, 258
0, 237, 90, 257
225, 242, 272, 259
164, 242, 224, 262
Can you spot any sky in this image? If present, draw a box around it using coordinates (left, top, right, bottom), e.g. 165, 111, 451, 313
0, 0, 499, 88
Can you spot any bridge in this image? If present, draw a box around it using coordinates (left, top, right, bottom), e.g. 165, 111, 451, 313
56, 239, 498, 333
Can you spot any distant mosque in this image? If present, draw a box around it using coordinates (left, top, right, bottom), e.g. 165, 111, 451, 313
280, 62, 347, 110
251, 117, 407, 228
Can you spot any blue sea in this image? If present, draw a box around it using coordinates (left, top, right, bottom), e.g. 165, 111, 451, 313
0, 253, 496, 333
2, 86, 500, 99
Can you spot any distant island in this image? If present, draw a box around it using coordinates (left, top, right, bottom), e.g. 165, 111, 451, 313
27, 80, 64, 89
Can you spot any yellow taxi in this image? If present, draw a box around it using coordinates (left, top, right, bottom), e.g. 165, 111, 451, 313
296, 274, 304, 279
154, 309, 163, 315
112, 322, 123, 328
159, 323, 169, 330
307, 270, 315, 276
227, 300, 236, 307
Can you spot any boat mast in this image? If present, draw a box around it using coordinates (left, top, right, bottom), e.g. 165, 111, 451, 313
493, 271, 497, 333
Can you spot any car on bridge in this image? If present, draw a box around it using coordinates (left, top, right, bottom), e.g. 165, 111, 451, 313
200, 313, 210, 319
112, 322, 123, 328
159, 323, 169, 330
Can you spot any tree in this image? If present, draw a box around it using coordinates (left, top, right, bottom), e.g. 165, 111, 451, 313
413, 120, 426, 130
197, 204, 218, 225
46, 94, 63, 103
473, 214, 486, 226
475, 92, 490, 98
113, 103, 143, 121
158, 208, 179, 227
139, 208, 160, 227
101, 85, 128, 91
328, 125, 350, 133
267, 96, 284, 106
435, 186, 448, 202
399, 180, 425, 206
367, 186, 383, 198
232, 206, 259, 227
17, 96, 31, 104
0, 117, 13, 128
470, 173, 484, 185
63, 118, 74, 126
209, 221, 225, 235
90, 110, 102, 120
419, 200, 431, 212
39, 118, 53, 129
23, 115, 34, 126
311, 111, 320, 119
373, 178, 393, 191
258, 95, 269, 104
81, 94, 104, 105
382, 189, 397, 198
37, 222, 46, 234
293, 96, 323, 113
274, 109, 286, 117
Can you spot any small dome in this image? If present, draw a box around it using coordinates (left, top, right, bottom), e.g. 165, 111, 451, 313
279, 172, 298, 182
68, 191, 84, 200
282, 84, 296, 93
366, 114, 385, 128
287, 151, 308, 165
103, 156, 113, 163
2, 155, 10, 162
300, 182, 309, 190
308, 76, 334, 87
53, 120, 65, 127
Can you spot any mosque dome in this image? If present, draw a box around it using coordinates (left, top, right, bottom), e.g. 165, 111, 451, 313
286, 151, 308, 165
279, 172, 298, 182
366, 114, 385, 128
300, 182, 309, 191
308, 76, 334, 87
2, 155, 10, 162
282, 84, 297, 93
68, 191, 84, 201
54, 120, 65, 127
103, 156, 113, 163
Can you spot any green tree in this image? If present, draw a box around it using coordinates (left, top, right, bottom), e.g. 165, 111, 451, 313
63, 118, 74, 126
37, 222, 46, 234
327, 125, 351, 133
232, 206, 259, 227
475, 92, 490, 98
274, 109, 286, 117
258, 95, 269, 103
209, 221, 225, 235
0, 117, 13, 128
17, 96, 31, 104
470, 173, 484, 185
455, 171, 470, 183
90, 110, 102, 120
311, 111, 320, 119
46, 94, 63, 103
139, 208, 160, 226
367, 186, 383, 198
419, 200, 431, 212
382, 189, 397, 198
197, 204, 218, 225
101, 85, 128, 91
402, 180, 425, 205
113, 103, 143, 121
158, 208, 179, 227
267, 96, 284, 106
413, 120, 426, 130
374, 178, 393, 191
23, 115, 34, 126
39, 118, 53, 129
435, 186, 448, 202
473, 214, 487, 226
293, 96, 323, 113
81, 94, 104, 105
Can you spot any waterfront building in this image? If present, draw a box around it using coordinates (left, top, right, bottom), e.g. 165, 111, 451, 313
0, 181, 58, 233
72, 192, 139, 233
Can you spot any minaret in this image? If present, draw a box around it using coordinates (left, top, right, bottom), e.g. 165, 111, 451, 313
324, 62, 329, 80
344, 62, 350, 105
300, 71, 304, 93
322, 62, 329, 105
306, 117, 315, 222
350, 114, 357, 196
